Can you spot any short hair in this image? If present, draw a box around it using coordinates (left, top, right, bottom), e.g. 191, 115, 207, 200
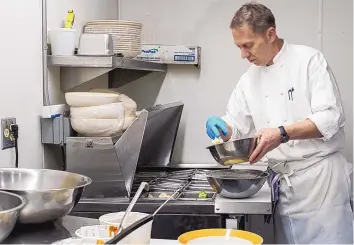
230, 2, 276, 33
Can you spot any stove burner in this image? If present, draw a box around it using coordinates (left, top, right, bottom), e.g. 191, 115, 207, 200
131, 169, 216, 202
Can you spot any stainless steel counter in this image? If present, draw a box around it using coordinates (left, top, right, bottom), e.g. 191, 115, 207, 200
3, 216, 176, 244
73, 183, 272, 216
215, 183, 272, 214
3, 216, 98, 244
214, 164, 272, 214
70, 165, 273, 242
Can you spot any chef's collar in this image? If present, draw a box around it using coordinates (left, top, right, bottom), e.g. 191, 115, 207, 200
272, 39, 287, 64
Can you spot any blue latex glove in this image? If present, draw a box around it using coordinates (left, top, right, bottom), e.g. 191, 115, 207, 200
206, 116, 228, 139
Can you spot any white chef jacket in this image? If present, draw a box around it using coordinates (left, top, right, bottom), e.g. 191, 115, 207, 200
222, 40, 353, 244
222, 40, 346, 171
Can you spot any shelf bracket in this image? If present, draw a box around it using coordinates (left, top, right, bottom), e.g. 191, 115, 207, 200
61, 67, 113, 91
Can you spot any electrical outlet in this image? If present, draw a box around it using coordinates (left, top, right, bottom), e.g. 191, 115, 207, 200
1, 117, 16, 150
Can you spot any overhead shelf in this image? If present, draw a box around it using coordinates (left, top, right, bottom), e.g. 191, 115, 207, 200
47, 55, 167, 91
48, 55, 167, 71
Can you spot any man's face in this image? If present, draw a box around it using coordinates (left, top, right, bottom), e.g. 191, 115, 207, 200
231, 25, 275, 66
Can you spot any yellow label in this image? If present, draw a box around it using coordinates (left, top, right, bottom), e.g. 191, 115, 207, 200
65, 10, 75, 28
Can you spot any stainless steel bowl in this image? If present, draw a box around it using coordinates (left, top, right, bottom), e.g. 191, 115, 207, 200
206, 169, 269, 198
0, 168, 91, 224
0, 191, 26, 242
206, 137, 258, 166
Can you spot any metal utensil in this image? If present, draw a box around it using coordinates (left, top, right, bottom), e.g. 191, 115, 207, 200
0, 191, 26, 243
206, 137, 258, 166
0, 168, 91, 224
255, 160, 287, 178
255, 168, 270, 178
117, 182, 149, 231
206, 169, 269, 198
105, 188, 182, 244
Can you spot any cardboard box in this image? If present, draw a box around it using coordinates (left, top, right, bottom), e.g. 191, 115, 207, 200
135, 44, 201, 67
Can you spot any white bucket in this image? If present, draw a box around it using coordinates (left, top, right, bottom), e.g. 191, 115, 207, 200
99, 212, 152, 244
50, 28, 77, 56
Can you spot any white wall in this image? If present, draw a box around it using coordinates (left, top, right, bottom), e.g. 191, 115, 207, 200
0, 0, 43, 168
44, 0, 118, 169
0, 0, 119, 169
117, 0, 353, 165
322, 0, 353, 162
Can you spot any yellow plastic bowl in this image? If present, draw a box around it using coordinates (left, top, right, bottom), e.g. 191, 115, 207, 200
178, 229, 263, 244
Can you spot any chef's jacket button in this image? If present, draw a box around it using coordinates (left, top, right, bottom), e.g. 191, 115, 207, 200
280, 64, 284, 68
267, 120, 270, 124
265, 95, 268, 98
284, 119, 287, 122
280, 92, 284, 96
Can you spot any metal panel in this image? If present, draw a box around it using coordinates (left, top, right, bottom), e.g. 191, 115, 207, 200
214, 184, 272, 215
41, 116, 73, 144
114, 110, 148, 195
66, 137, 127, 198
41, 118, 55, 144
65, 110, 148, 199
48, 56, 167, 71
137, 102, 184, 167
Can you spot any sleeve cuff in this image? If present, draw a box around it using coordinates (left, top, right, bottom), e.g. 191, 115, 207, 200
308, 111, 340, 141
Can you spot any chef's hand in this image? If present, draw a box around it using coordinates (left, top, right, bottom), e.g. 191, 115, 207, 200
206, 116, 228, 139
249, 128, 281, 164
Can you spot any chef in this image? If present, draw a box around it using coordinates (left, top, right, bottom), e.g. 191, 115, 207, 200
206, 3, 353, 244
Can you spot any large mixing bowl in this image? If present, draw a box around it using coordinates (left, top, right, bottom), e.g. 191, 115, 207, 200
206, 137, 258, 166
206, 169, 269, 198
0, 190, 26, 242
0, 168, 91, 224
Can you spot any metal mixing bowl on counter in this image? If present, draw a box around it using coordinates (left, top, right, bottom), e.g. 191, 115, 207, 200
0, 190, 26, 242
0, 168, 91, 224
206, 169, 269, 198
206, 137, 258, 166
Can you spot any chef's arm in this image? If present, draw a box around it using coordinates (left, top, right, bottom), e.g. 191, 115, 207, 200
250, 52, 343, 164
222, 75, 256, 141
291, 52, 344, 141
284, 119, 323, 140
310, 52, 345, 141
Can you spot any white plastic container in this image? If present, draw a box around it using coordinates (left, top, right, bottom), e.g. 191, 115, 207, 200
99, 212, 152, 244
50, 28, 77, 56
75, 225, 120, 243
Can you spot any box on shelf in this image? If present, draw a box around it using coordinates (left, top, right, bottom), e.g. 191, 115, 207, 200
135, 45, 201, 67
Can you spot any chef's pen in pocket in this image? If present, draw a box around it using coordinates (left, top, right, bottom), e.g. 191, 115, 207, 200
288, 87, 294, 101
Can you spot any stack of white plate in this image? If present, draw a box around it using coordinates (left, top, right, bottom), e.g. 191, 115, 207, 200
84, 20, 142, 58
